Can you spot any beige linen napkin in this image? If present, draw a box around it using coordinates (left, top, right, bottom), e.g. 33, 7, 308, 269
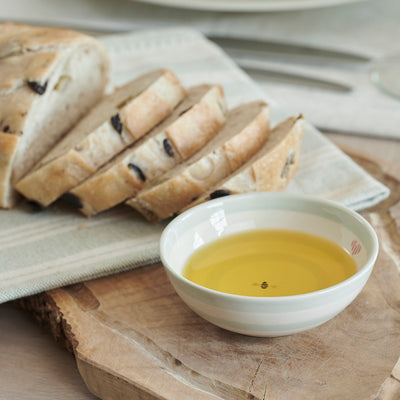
0, 28, 389, 304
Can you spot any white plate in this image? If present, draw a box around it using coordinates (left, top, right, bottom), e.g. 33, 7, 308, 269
135, 0, 367, 12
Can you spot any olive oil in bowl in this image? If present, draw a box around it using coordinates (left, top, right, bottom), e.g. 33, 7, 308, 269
182, 229, 357, 297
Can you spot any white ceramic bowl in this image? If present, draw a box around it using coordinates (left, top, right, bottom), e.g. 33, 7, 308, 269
160, 193, 379, 337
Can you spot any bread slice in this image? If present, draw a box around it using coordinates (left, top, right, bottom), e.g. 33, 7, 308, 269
15, 69, 186, 207
181, 115, 305, 211
126, 101, 270, 222
0, 22, 110, 208
68, 84, 226, 216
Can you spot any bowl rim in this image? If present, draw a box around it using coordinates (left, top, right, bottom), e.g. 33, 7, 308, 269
160, 192, 379, 302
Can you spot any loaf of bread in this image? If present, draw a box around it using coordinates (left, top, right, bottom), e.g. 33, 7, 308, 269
181, 115, 305, 212
126, 101, 270, 222
3, 24, 305, 218
68, 84, 226, 216
0, 23, 110, 208
15, 69, 186, 207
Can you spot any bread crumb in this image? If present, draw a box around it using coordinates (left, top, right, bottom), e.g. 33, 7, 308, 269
78, 224, 86, 230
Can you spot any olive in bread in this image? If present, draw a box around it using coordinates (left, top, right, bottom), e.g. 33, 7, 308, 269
15, 69, 186, 207
182, 114, 305, 211
0, 22, 110, 208
126, 101, 270, 222
69, 84, 226, 216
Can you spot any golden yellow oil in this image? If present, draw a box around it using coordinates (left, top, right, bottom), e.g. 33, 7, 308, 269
182, 229, 357, 297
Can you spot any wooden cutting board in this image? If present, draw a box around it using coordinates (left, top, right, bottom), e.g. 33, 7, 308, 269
18, 148, 400, 400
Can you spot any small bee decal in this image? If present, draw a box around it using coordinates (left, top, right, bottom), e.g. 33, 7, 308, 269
260, 281, 269, 289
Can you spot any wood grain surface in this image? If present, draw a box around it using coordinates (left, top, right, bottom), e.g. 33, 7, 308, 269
14, 142, 400, 400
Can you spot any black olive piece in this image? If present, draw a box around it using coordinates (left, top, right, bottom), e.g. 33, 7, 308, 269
209, 189, 231, 200
61, 193, 83, 209
286, 150, 296, 165
27, 80, 48, 95
110, 114, 122, 134
128, 163, 146, 182
174, 359, 182, 367
280, 151, 296, 179
281, 164, 290, 180
3, 125, 10, 133
27, 201, 44, 213
163, 138, 174, 157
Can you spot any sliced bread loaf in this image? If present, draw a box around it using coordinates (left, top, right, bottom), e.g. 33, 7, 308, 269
126, 101, 270, 222
68, 84, 226, 216
181, 115, 305, 211
0, 23, 110, 208
15, 69, 186, 207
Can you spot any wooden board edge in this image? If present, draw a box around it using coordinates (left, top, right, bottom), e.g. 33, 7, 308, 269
16, 290, 76, 354
372, 357, 400, 400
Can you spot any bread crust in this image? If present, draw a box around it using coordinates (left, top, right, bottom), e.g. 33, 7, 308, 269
127, 101, 270, 222
183, 115, 305, 211
15, 69, 186, 207
0, 22, 97, 54
121, 70, 186, 142
69, 85, 227, 217
252, 124, 302, 192
0, 23, 110, 208
0, 52, 60, 96
0, 132, 19, 208
0, 23, 106, 134
168, 85, 226, 159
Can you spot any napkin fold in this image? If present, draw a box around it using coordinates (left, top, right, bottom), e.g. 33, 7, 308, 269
1, 0, 400, 138
0, 28, 390, 304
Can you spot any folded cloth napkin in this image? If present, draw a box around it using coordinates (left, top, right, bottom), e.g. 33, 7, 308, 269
0, 28, 389, 304
1, 0, 400, 138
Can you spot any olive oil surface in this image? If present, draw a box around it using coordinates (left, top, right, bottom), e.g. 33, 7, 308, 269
182, 229, 357, 297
